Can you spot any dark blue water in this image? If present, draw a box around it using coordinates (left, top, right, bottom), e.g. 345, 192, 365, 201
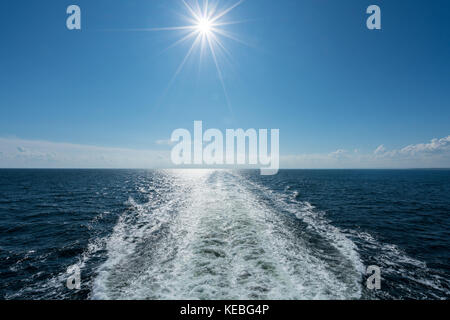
0, 169, 448, 300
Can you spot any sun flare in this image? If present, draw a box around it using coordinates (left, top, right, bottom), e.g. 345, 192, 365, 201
142, 0, 246, 111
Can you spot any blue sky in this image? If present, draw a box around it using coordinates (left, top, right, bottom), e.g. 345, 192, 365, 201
1, 0, 449, 168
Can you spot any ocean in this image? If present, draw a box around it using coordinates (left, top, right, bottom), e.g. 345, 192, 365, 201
0, 169, 448, 300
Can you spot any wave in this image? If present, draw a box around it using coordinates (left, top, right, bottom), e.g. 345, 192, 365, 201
277, 180, 450, 300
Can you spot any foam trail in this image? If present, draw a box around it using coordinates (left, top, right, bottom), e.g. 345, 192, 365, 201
92, 170, 364, 300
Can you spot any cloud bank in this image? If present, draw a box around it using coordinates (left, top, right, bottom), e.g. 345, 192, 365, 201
0, 135, 449, 169
0, 137, 169, 169
282, 135, 450, 169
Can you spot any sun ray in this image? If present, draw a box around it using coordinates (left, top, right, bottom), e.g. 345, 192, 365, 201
210, 0, 244, 23
120, 26, 196, 32
163, 33, 203, 97
206, 34, 233, 113
211, 27, 248, 46
182, 0, 202, 22
203, 0, 209, 18
206, 0, 219, 19
212, 19, 249, 27
162, 30, 198, 53
210, 32, 234, 65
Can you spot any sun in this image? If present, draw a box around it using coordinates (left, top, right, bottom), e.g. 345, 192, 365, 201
196, 18, 212, 35
139, 0, 247, 111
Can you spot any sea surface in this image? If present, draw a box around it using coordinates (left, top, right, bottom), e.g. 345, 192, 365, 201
0, 169, 449, 300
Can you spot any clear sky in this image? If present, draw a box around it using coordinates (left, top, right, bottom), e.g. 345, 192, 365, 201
1, 0, 449, 168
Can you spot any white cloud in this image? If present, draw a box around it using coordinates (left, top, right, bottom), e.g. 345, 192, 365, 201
399, 136, 450, 155
155, 139, 175, 146
330, 149, 348, 158
0, 137, 170, 168
281, 135, 450, 169
374, 145, 386, 155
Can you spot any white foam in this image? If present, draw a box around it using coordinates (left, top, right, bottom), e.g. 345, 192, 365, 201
92, 170, 364, 300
